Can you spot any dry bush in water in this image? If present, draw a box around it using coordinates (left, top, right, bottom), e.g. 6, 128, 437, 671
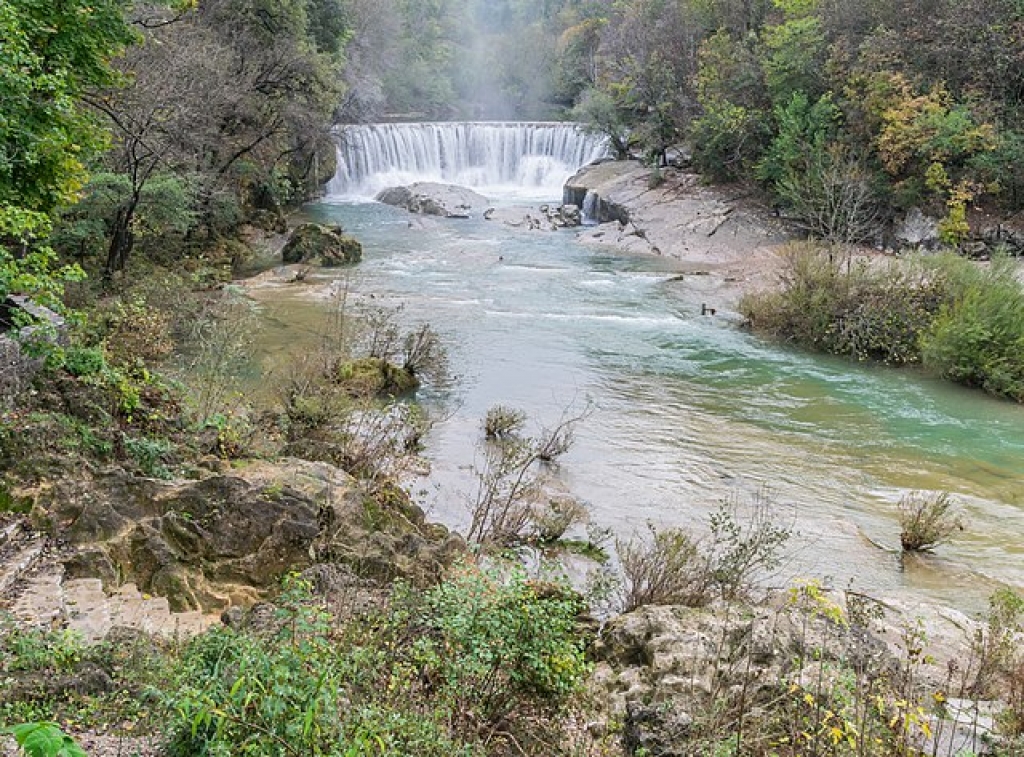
618, 490, 792, 611
898, 490, 964, 552
467, 404, 590, 546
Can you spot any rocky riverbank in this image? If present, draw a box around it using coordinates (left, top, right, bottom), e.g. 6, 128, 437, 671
564, 160, 791, 304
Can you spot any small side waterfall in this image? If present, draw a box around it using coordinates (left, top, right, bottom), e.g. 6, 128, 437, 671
328, 122, 608, 199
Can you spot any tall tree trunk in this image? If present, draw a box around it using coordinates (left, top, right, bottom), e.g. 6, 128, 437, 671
104, 205, 136, 277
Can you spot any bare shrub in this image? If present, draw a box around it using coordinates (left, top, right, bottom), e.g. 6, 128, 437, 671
618, 492, 792, 611
898, 491, 964, 552
349, 303, 450, 389
532, 496, 590, 544
467, 404, 590, 546
619, 525, 708, 611
275, 291, 442, 482
776, 145, 881, 246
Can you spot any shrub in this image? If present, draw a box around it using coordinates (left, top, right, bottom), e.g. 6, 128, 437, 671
897, 491, 964, 552
619, 524, 708, 611
400, 563, 589, 725
920, 254, 1024, 401
532, 496, 590, 544
165, 580, 349, 757
60, 346, 107, 378
741, 244, 950, 365
618, 494, 792, 611
468, 405, 588, 546
165, 569, 589, 756
483, 404, 526, 439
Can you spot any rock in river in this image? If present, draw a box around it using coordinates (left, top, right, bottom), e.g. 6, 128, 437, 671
376, 182, 489, 218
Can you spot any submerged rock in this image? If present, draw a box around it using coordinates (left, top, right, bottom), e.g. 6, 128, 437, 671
376, 182, 489, 218
282, 223, 362, 266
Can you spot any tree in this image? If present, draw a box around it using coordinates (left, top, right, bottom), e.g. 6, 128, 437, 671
82, 0, 346, 275
0, 0, 134, 303
590, 0, 706, 162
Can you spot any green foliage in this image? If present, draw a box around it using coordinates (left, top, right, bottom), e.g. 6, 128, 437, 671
399, 563, 589, 721
0, 0, 134, 214
572, 88, 634, 159
757, 92, 841, 188
52, 173, 197, 264
744, 246, 1024, 400
61, 347, 107, 379
761, 15, 827, 105
123, 435, 174, 479
692, 100, 770, 182
166, 580, 348, 757
2, 723, 87, 757
920, 255, 1024, 401
741, 245, 946, 364
166, 568, 588, 756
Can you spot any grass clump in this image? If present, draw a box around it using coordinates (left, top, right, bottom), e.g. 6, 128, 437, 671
897, 490, 964, 552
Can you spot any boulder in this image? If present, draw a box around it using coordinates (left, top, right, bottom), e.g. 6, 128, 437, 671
375, 182, 489, 218
587, 594, 1005, 756
281, 223, 362, 266
894, 208, 940, 250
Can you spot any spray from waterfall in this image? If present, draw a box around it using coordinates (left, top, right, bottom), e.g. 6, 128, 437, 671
328, 122, 607, 200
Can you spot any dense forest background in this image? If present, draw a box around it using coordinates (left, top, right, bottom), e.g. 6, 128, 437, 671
3, 0, 1024, 296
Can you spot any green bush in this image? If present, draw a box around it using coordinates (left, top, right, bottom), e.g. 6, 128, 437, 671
60, 346, 107, 378
166, 568, 589, 757
740, 244, 949, 364
920, 255, 1024, 401
402, 563, 589, 719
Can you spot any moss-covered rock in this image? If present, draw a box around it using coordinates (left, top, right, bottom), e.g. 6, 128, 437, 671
30, 458, 463, 611
281, 223, 362, 266
335, 357, 419, 397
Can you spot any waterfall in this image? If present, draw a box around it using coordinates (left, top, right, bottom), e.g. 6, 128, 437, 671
328, 122, 608, 199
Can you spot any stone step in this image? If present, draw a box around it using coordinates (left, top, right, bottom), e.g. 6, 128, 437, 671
0, 520, 22, 547
0, 538, 44, 595
9, 568, 65, 627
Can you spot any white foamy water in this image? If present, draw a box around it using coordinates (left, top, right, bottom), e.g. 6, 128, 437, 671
328, 122, 607, 199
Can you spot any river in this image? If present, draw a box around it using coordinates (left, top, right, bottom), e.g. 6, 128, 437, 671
253, 123, 1024, 613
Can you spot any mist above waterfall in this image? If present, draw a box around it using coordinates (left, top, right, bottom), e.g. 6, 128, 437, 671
336, 1, 588, 124
328, 122, 608, 200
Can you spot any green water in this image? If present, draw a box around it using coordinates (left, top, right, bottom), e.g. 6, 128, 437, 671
248, 199, 1024, 611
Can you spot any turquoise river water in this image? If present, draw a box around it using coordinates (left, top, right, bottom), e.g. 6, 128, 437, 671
250, 194, 1024, 613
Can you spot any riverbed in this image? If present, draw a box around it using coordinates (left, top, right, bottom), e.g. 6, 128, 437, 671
241, 193, 1024, 614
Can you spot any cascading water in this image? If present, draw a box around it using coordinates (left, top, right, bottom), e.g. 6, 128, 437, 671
327, 122, 608, 199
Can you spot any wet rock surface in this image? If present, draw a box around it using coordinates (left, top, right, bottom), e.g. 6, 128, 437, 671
565, 160, 789, 301
376, 182, 489, 218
